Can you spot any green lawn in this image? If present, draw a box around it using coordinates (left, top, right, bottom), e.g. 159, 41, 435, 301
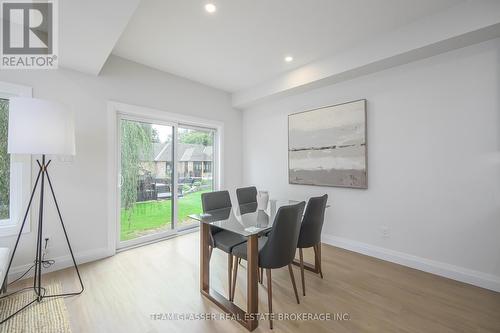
120, 190, 208, 241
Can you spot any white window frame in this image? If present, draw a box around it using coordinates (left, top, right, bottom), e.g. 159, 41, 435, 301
107, 101, 224, 254
0, 81, 32, 237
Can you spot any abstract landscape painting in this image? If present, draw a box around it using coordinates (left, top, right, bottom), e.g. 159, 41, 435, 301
288, 99, 367, 188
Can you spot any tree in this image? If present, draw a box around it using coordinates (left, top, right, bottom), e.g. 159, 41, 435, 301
178, 130, 213, 146
0, 100, 9, 220
120, 120, 154, 227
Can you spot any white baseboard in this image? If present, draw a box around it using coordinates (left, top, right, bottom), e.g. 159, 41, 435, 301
7, 235, 499, 293
7, 247, 111, 282
322, 234, 500, 293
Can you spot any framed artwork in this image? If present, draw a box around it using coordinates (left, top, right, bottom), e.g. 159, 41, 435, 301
288, 99, 367, 188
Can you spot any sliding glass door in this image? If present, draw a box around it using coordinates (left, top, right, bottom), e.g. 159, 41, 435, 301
117, 116, 216, 248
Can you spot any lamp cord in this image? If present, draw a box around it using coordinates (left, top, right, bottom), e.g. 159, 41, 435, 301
7, 238, 55, 287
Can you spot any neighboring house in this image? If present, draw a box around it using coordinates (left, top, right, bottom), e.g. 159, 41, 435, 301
145, 142, 213, 180
136, 142, 213, 202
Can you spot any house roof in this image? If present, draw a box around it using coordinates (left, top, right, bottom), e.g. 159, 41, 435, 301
152, 142, 212, 162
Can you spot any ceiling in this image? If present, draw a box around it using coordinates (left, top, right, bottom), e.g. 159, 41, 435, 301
59, 0, 141, 75
112, 0, 462, 92
56, 0, 500, 107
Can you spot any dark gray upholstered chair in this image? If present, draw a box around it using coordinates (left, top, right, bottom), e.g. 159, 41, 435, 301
297, 194, 328, 296
235, 187, 257, 265
236, 186, 258, 205
201, 191, 247, 301
231, 201, 306, 329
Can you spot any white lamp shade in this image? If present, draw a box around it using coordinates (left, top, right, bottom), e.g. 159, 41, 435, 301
8, 97, 75, 156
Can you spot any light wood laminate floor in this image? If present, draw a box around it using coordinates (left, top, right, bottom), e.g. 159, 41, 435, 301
13, 232, 500, 332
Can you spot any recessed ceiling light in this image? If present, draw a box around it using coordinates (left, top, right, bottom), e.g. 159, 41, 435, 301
284, 56, 293, 63
205, 3, 217, 13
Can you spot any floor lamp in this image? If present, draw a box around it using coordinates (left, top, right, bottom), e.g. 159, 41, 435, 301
0, 97, 84, 324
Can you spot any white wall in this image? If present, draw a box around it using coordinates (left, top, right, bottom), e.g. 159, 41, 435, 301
242, 39, 500, 291
0, 55, 242, 273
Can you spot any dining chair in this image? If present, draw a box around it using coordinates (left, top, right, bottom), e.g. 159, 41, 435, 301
297, 194, 328, 296
231, 201, 306, 329
235, 186, 258, 265
236, 186, 258, 205
201, 191, 247, 301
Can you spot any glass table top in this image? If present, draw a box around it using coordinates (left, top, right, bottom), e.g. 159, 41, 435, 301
189, 199, 301, 237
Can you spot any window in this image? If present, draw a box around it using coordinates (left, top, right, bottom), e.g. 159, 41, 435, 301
0, 82, 32, 236
203, 161, 211, 173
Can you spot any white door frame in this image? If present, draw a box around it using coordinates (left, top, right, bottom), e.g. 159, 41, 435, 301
107, 101, 224, 253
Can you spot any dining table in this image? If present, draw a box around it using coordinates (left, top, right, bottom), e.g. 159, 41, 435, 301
189, 198, 326, 331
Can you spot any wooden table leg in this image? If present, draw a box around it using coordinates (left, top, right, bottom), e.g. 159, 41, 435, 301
199, 228, 259, 331
246, 235, 259, 331
200, 223, 210, 292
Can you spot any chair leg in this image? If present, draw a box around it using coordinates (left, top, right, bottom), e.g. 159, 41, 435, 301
312, 245, 320, 278
288, 264, 300, 304
299, 248, 306, 296
315, 244, 324, 279
260, 267, 264, 284
257, 265, 261, 284
231, 256, 238, 301
228, 254, 233, 300
313, 245, 319, 272
238, 258, 242, 265
266, 268, 273, 329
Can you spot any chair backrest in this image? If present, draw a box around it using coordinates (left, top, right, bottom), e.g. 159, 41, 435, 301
201, 190, 232, 212
297, 194, 328, 248
201, 190, 232, 241
259, 201, 305, 269
236, 186, 257, 205
239, 202, 258, 215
